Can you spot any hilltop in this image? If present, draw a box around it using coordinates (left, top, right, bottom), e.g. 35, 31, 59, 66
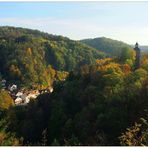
81, 37, 132, 57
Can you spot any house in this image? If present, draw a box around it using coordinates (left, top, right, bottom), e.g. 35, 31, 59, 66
49, 87, 53, 93
15, 92, 30, 105
13, 89, 40, 105
1, 79, 6, 84
16, 91, 23, 97
27, 92, 39, 99
10, 84, 17, 92
1, 79, 6, 90
21, 94, 27, 101
25, 97, 30, 103
21, 94, 31, 104
15, 97, 23, 105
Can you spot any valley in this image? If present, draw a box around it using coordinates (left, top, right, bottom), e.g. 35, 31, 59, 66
0, 26, 148, 146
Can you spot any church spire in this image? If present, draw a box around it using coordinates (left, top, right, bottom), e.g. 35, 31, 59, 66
135, 42, 138, 48
134, 42, 141, 69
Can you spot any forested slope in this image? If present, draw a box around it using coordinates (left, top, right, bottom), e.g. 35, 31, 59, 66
0, 26, 148, 146
81, 37, 132, 57
0, 56, 147, 146
0, 26, 106, 88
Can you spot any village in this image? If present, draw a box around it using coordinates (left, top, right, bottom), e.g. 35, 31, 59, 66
1, 79, 53, 106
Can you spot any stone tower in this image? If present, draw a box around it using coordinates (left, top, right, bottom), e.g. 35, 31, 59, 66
134, 42, 141, 69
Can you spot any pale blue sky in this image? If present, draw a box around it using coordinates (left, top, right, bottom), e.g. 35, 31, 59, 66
0, 2, 148, 45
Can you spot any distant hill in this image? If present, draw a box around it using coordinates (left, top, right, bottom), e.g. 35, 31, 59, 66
139, 46, 148, 52
0, 26, 106, 88
81, 37, 132, 57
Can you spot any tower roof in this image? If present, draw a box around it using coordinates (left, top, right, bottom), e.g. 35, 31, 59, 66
135, 42, 139, 48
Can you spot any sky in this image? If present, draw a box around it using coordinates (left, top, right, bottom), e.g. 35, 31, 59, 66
0, 2, 148, 45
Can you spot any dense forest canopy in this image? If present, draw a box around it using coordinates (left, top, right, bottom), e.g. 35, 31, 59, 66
0, 57, 148, 146
81, 37, 132, 56
0, 26, 148, 146
0, 26, 106, 88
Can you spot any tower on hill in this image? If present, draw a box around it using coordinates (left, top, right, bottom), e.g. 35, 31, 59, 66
134, 42, 141, 69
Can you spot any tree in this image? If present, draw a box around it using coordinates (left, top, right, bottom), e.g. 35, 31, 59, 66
119, 118, 148, 146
